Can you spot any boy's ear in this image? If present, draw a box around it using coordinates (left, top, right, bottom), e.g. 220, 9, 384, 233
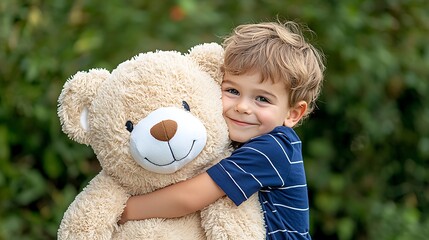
284, 101, 308, 127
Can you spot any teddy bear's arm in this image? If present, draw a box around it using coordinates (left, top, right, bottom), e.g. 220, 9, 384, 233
201, 194, 266, 240
58, 171, 129, 240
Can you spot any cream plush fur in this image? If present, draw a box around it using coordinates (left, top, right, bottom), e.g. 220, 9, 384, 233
57, 43, 265, 240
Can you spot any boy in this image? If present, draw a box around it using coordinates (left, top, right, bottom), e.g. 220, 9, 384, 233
119, 20, 325, 239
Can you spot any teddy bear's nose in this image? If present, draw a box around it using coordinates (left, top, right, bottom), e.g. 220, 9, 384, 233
150, 120, 178, 141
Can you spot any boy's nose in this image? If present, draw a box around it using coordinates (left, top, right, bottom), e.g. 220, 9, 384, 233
235, 100, 251, 114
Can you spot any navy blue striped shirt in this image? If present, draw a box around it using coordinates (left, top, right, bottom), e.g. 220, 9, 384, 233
207, 126, 311, 239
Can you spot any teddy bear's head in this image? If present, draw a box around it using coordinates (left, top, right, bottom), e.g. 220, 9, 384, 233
58, 43, 230, 193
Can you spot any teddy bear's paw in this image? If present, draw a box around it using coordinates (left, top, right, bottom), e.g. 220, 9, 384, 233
202, 195, 265, 240
58, 225, 116, 240
112, 214, 205, 240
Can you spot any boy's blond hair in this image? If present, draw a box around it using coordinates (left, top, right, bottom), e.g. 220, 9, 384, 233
222, 21, 325, 120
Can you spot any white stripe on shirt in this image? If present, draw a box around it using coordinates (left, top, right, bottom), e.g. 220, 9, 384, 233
268, 228, 309, 236
218, 162, 249, 200
273, 203, 309, 211
226, 159, 264, 187
241, 146, 285, 186
269, 134, 303, 164
278, 184, 307, 190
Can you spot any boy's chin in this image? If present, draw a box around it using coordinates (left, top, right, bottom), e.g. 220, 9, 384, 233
229, 134, 250, 143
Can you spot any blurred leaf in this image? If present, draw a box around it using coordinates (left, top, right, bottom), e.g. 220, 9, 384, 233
43, 148, 63, 179
14, 170, 47, 205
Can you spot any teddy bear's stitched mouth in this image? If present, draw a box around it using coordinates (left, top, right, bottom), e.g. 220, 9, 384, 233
143, 140, 196, 167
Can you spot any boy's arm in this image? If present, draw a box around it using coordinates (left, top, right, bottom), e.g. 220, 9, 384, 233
119, 172, 225, 223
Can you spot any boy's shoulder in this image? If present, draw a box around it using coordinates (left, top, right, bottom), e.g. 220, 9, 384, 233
250, 126, 300, 143
237, 127, 301, 156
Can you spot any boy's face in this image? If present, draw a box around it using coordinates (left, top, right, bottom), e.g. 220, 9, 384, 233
221, 70, 292, 143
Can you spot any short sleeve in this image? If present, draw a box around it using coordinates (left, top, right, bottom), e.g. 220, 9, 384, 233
207, 132, 294, 206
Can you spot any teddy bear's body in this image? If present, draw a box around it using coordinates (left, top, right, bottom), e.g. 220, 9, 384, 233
57, 43, 264, 240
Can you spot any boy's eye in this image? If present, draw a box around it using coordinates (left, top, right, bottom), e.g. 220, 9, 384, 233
256, 96, 270, 103
226, 88, 239, 95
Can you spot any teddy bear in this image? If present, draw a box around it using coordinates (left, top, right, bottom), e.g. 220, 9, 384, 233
57, 43, 265, 240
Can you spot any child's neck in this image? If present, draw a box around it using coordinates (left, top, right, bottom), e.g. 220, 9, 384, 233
231, 141, 244, 149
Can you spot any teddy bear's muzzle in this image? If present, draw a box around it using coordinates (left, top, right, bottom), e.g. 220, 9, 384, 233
129, 107, 207, 174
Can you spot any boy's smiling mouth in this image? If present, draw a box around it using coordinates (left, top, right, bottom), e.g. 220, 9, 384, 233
227, 117, 257, 126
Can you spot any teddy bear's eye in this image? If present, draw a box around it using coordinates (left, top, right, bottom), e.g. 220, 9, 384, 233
182, 101, 190, 112
125, 120, 134, 132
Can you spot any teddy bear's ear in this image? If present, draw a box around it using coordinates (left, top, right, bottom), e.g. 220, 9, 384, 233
57, 69, 110, 145
187, 42, 224, 85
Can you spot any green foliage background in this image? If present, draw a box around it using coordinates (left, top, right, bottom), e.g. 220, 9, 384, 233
1, 0, 428, 239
